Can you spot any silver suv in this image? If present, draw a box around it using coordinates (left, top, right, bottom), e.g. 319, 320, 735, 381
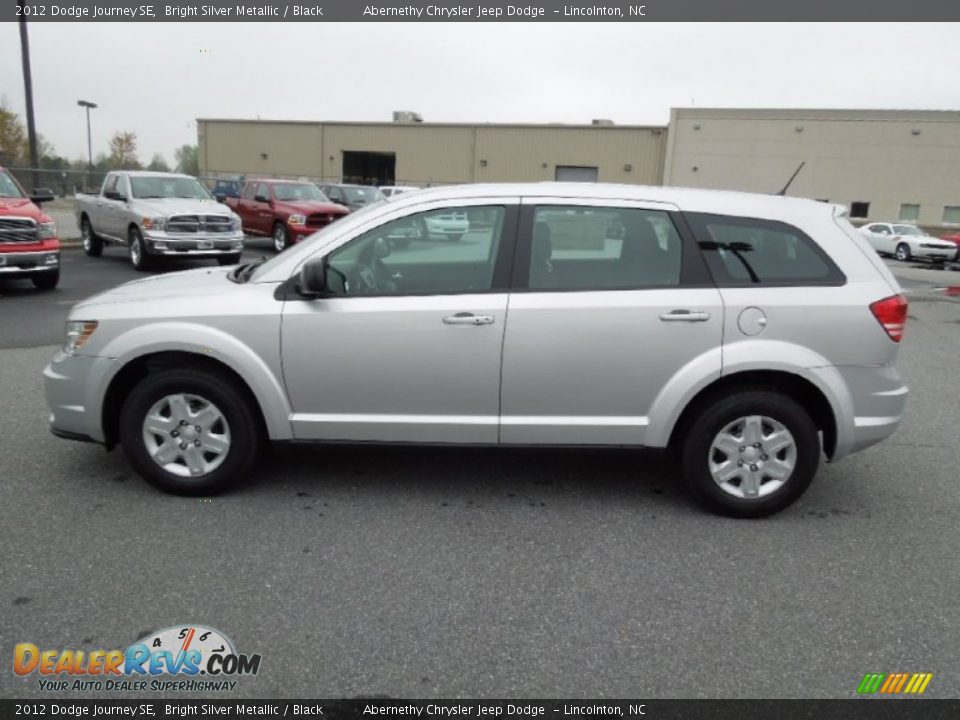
44, 184, 909, 517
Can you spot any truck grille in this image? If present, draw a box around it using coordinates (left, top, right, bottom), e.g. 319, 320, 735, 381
0, 218, 38, 244
306, 213, 337, 229
166, 215, 234, 234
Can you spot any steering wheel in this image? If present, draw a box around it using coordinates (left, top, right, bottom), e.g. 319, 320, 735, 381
347, 244, 396, 294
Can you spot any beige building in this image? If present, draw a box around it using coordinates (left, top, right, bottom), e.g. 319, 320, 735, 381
663, 108, 960, 227
197, 118, 667, 188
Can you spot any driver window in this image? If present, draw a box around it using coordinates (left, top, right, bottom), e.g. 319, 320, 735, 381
326, 206, 506, 297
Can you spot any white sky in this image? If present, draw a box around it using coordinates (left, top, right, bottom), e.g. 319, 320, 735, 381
1, 22, 958, 163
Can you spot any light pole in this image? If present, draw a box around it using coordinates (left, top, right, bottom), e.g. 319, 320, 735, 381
18, 4, 39, 191
77, 99, 97, 191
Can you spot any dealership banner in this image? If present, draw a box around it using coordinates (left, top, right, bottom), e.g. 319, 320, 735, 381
5, 0, 960, 21
1, 700, 959, 719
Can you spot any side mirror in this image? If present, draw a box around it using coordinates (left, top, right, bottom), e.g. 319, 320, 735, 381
30, 189, 56, 204
215, 194, 227, 203
254, 194, 269, 203
297, 258, 328, 298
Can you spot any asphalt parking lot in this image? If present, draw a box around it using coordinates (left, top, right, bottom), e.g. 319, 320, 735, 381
1, 249, 959, 699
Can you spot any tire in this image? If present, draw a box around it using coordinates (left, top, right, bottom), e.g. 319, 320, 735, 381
680, 390, 820, 518
32, 269, 59, 290
217, 253, 242, 266
118, 367, 262, 495
81, 217, 103, 257
895, 243, 911, 262
272, 222, 289, 253
128, 227, 152, 271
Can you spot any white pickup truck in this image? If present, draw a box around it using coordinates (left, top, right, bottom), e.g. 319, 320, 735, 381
75, 171, 245, 270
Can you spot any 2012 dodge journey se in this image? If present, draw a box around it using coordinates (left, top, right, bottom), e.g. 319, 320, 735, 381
44, 183, 909, 517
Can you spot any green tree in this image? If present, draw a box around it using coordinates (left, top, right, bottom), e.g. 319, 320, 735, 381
147, 154, 171, 172
174, 144, 198, 176
0, 105, 27, 165
108, 131, 140, 169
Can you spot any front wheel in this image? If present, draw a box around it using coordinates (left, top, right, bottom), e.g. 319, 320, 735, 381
273, 222, 289, 253
118, 368, 262, 495
32, 269, 60, 290
680, 390, 820, 518
895, 243, 912, 262
217, 253, 243, 266
128, 227, 152, 271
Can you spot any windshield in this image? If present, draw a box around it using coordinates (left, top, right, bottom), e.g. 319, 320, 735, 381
344, 186, 385, 203
892, 225, 925, 236
248, 198, 388, 282
0, 170, 26, 199
273, 183, 327, 202
130, 176, 213, 200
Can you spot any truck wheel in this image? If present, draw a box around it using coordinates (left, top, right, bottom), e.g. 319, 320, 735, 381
118, 367, 262, 495
895, 243, 912, 262
81, 217, 103, 257
273, 222, 289, 253
217, 253, 242, 266
680, 390, 820, 518
32, 270, 60, 290
128, 227, 152, 271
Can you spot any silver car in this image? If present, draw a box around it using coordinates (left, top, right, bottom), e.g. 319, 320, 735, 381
44, 183, 909, 517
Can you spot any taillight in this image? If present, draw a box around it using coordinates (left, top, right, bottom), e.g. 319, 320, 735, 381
870, 294, 908, 342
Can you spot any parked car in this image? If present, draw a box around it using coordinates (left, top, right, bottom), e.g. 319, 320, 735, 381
380, 185, 419, 198
226, 179, 349, 252
45, 183, 909, 518
858, 222, 956, 263
317, 183, 385, 211
75, 171, 245, 271
0, 166, 60, 289
211, 178, 243, 200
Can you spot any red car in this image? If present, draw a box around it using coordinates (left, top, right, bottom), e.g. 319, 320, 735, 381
225, 179, 349, 252
0, 166, 60, 290
939, 231, 960, 263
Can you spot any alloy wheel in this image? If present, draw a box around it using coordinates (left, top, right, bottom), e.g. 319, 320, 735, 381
707, 415, 796, 499
141, 393, 231, 478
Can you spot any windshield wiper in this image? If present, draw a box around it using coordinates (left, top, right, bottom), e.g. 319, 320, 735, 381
229, 256, 268, 284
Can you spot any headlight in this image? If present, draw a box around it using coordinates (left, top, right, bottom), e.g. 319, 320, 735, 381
287, 214, 306, 225
64, 321, 98, 354
142, 217, 166, 231
38, 221, 57, 239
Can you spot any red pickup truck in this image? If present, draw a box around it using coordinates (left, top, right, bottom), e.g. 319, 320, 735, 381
0, 166, 60, 290
223, 179, 349, 252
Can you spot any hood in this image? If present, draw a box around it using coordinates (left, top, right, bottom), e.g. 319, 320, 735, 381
0, 197, 45, 220
275, 199, 349, 215
74, 266, 236, 311
132, 197, 235, 217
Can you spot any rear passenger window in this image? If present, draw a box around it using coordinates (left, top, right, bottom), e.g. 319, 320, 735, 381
527, 206, 682, 290
686, 213, 845, 287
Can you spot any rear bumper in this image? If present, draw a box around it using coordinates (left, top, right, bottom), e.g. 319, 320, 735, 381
0, 249, 60, 274
827, 364, 908, 460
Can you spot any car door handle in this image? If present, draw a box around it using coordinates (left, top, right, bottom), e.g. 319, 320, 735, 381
443, 313, 495, 326
659, 309, 711, 322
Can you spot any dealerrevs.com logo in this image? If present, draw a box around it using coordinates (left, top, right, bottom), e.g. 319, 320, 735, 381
14, 625, 261, 692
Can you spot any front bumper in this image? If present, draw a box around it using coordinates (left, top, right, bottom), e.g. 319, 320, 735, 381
142, 230, 244, 256
914, 248, 955, 260
0, 249, 60, 274
44, 350, 116, 444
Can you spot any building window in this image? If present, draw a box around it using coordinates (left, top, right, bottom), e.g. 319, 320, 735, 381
943, 206, 960, 225
899, 204, 920, 222
850, 202, 870, 219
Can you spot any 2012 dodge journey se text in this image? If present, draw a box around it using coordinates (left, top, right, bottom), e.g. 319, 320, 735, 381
44, 183, 909, 517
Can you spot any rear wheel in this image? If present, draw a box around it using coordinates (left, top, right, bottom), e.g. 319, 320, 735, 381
895, 243, 912, 262
217, 253, 242, 266
32, 269, 59, 290
680, 390, 820, 518
119, 367, 262, 495
128, 227, 152, 271
81, 217, 103, 257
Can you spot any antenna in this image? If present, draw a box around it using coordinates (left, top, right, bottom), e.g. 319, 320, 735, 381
777, 161, 805, 196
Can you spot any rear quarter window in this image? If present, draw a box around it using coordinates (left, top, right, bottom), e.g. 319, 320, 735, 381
685, 213, 845, 287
